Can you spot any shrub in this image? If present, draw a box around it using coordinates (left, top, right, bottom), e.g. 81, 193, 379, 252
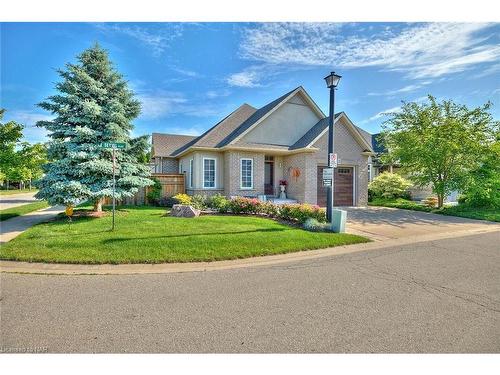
146, 178, 162, 205
207, 194, 229, 213
228, 197, 263, 215
172, 193, 192, 205
190, 194, 208, 210
278, 204, 326, 224
303, 218, 330, 232
422, 196, 438, 208
158, 196, 180, 208
261, 201, 280, 217
460, 142, 500, 208
368, 172, 412, 199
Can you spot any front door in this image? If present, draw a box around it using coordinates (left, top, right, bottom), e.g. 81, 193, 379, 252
264, 157, 274, 195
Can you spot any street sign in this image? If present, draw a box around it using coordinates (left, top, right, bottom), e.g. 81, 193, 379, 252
99, 142, 126, 149
323, 179, 332, 187
329, 153, 338, 168
322, 168, 333, 180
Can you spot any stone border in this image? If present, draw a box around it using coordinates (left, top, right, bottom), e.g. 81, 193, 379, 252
1, 226, 498, 275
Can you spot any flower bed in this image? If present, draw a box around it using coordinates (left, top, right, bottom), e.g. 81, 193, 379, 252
171, 194, 326, 225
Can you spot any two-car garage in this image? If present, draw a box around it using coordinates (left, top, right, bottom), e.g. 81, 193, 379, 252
316, 166, 354, 207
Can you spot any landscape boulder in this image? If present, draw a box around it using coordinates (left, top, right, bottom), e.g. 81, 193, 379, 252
170, 204, 200, 218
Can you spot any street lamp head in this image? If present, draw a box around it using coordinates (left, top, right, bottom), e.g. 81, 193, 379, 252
324, 71, 342, 88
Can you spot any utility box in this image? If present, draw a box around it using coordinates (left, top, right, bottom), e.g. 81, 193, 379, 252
331, 209, 347, 233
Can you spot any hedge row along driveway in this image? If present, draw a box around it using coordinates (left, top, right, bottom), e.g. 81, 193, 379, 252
0, 206, 369, 264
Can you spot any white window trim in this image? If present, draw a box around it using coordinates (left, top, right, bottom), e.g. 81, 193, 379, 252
189, 159, 194, 188
202, 157, 217, 189
240, 158, 254, 190
367, 163, 372, 182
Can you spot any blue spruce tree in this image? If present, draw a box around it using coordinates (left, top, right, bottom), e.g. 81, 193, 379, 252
35, 44, 153, 211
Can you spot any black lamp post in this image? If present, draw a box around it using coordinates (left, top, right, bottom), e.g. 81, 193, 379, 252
324, 71, 341, 223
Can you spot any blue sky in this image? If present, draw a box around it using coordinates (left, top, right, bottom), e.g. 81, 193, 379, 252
1, 22, 499, 143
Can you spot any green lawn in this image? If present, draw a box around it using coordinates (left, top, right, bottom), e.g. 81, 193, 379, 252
0, 201, 49, 222
369, 198, 499, 222
0, 189, 38, 196
0, 206, 369, 264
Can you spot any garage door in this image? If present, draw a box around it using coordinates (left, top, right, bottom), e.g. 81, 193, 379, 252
317, 166, 354, 207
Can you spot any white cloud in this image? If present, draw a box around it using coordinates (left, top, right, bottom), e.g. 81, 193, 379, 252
95, 23, 183, 56
227, 67, 263, 88
367, 106, 403, 122
206, 89, 231, 99
4, 110, 53, 143
137, 92, 187, 119
471, 62, 500, 79
236, 23, 500, 85
367, 81, 432, 97
137, 90, 220, 119
170, 67, 199, 78
363, 96, 429, 123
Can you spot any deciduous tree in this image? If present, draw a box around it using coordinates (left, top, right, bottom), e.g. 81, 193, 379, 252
381, 96, 499, 208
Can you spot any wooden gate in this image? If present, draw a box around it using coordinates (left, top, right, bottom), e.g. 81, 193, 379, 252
148, 174, 185, 202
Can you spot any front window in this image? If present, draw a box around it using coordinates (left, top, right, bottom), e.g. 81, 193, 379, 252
240, 158, 253, 189
203, 158, 216, 188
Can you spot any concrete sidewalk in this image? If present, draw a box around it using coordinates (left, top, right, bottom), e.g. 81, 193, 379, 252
0, 192, 38, 210
0, 205, 64, 244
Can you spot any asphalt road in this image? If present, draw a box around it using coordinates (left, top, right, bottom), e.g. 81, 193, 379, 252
1, 231, 499, 353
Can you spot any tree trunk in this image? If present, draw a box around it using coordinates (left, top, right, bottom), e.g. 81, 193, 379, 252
437, 193, 444, 208
93, 198, 105, 212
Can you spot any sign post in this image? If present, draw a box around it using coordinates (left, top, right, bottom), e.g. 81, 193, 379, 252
112, 147, 116, 231
99, 142, 125, 231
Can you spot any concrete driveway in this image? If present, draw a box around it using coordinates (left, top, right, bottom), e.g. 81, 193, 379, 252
345, 206, 500, 241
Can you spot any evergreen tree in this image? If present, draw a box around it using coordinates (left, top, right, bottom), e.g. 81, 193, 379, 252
35, 44, 153, 210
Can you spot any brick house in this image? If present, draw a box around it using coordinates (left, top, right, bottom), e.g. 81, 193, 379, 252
151, 86, 375, 206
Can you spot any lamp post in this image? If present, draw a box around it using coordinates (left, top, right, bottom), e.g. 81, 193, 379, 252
324, 71, 341, 223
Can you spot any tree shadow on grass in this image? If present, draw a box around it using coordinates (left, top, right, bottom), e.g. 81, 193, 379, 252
101, 227, 288, 244
0, 213, 21, 221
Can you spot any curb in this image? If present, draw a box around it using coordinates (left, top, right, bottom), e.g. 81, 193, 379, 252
1, 227, 498, 275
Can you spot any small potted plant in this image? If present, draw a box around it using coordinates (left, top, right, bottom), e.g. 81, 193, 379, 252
279, 179, 287, 199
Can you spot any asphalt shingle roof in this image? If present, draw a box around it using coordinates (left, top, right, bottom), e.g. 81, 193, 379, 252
152, 87, 375, 157
152, 133, 197, 157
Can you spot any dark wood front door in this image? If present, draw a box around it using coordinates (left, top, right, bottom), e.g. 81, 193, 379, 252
264, 161, 274, 195
317, 166, 354, 207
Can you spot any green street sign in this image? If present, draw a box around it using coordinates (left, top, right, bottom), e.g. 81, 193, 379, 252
99, 142, 126, 149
